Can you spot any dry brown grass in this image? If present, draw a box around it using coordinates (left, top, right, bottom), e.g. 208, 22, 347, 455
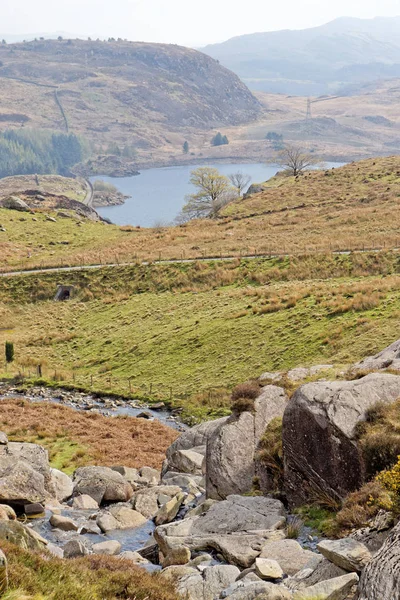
0, 398, 178, 471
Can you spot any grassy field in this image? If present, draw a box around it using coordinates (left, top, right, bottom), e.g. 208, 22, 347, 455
1, 157, 400, 272
0, 398, 178, 474
1, 253, 400, 421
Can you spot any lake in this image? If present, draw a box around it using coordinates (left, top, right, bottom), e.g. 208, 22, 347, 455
92, 162, 343, 227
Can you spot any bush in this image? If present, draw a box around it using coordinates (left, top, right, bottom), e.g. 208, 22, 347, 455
231, 381, 260, 402
5, 341, 14, 364
377, 455, 400, 513
361, 432, 400, 478
334, 480, 391, 535
257, 417, 284, 491
231, 396, 256, 414
93, 180, 118, 193
211, 132, 229, 146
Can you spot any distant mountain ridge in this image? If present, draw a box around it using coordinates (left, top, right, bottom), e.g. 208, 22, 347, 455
202, 16, 400, 96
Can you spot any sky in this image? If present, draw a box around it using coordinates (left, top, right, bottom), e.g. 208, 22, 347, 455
1, 0, 400, 46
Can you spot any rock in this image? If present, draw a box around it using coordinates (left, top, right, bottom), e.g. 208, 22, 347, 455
155, 495, 286, 568
259, 372, 282, 384
0, 505, 16, 521
206, 386, 288, 499
139, 467, 160, 486
162, 545, 191, 567
120, 550, 150, 565
80, 522, 101, 535
92, 540, 121, 555
260, 539, 319, 576
50, 468, 73, 502
174, 448, 205, 476
203, 565, 241, 599
72, 494, 99, 510
317, 538, 372, 572
47, 543, 64, 558
162, 473, 203, 494
352, 337, 400, 374
0, 433, 8, 445
132, 485, 182, 519
155, 493, 185, 526
358, 519, 400, 600
289, 558, 348, 592
97, 504, 147, 533
2, 196, 30, 212
24, 503, 45, 516
162, 417, 228, 476
73, 466, 133, 505
63, 539, 88, 558
111, 466, 140, 486
293, 572, 359, 599
186, 499, 218, 519
223, 580, 292, 599
0, 521, 46, 551
255, 558, 284, 580
287, 365, 333, 382
46, 216, 57, 222
283, 373, 400, 506
50, 514, 78, 532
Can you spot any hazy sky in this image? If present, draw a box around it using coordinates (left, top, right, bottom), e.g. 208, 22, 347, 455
2, 0, 400, 46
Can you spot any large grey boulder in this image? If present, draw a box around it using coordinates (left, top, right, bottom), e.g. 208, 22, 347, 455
0, 521, 46, 551
155, 495, 286, 568
206, 386, 288, 499
1, 196, 30, 212
317, 538, 371, 573
73, 466, 133, 505
358, 520, 400, 600
283, 373, 400, 506
170, 564, 241, 600
97, 504, 147, 533
352, 338, 400, 374
162, 417, 228, 476
223, 580, 292, 599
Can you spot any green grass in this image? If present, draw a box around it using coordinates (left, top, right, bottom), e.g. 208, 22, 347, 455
294, 506, 336, 536
1, 254, 400, 421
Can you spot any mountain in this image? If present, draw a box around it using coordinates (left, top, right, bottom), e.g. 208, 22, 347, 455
202, 16, 400, 95
0, 38, 260, 167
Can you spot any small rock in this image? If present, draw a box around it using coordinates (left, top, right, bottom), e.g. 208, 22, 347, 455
255, 557, 284, 580
72, 494, 99, 510
24, 503, 45, 516
0, 433, 8, 445
162, 545, 191, 567
50, 514, 78, 532
63, 539, 88, 558
155, 492, 185, 526
92, 540, 121, 556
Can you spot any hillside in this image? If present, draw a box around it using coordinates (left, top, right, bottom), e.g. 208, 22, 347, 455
1, 157, 400, 271
0, 38, 260, 163
202, 16, 400, 95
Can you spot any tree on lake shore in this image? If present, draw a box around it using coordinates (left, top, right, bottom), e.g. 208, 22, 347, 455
181, 167, 235, 220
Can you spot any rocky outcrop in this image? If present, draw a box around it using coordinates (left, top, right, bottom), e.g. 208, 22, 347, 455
0, 521, 47, 551
1, 196, 30, 211
358, 520, 400, 600
206, 386, 288, 499
352, 338, 400, 374
283, 373, 400, 506
73, 466, 133, 505
155, 495, 286, 568
162, 417, 228, 477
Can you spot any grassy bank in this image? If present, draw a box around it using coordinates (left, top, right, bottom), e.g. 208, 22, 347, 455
1, 157, 400, 272
1, 253, 400, 421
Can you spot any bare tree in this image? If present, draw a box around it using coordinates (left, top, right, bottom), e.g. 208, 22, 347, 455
181, 167, 235, 220
228, 171, 251, 197
274, 144, 321, 176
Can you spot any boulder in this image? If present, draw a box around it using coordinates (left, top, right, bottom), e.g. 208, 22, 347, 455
293, 572, 359, 599
155, 492, 185, 526
73, 466, 133, 505
2, 196, 30, 212
223, 580, 292, 599
139, 467, 160, 486
260, 539, 319, 576
0, 433, 8, 445
97, 504, 147, 533
358, 520, 400, 600
24, 503, 45, 516
50, 468, 73, 502
162, 545, 191, 567
171, 564, 240, 600
283, 373, 400, 506
92, 540, 121, 555
132, 485, 182, 519
317, 538, 371, 573
0, 505, 16, 521
63, 539, 88, 558
155, 495, 286, 568
0, 549, 6, 594
206, 386, 288, 499
352, 338, 400, 374
50, 514, 78, 532
0, 521, 46, 551
255, 558, 284, 580
72, 494, 99, 510
120, 550, 150, 565
163, 417, 228, 476
174, 448, 205, 476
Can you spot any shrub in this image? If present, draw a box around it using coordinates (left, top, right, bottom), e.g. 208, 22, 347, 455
377, 455, 400, 513
257, 417, 284, 491
5, 341, 14, 364
231, 381, 261, 402
286, 515, 303, 539
361, 432, 400, 478
93, 180, 118, 193
334, 480, 391, 535
231, 396, 256, 414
